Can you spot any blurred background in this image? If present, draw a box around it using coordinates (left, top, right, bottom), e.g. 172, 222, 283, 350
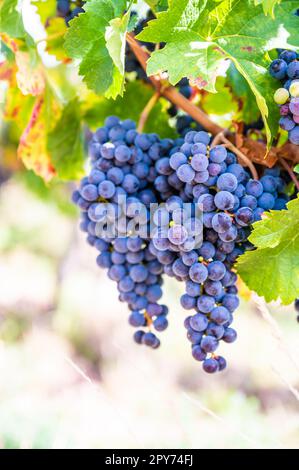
0, 170, 298, 449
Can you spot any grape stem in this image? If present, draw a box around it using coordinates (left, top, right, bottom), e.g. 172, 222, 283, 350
126, 33, 299, 169
211, 130, 259, 180
137, 91, 160, 133
278, 158, 299, 191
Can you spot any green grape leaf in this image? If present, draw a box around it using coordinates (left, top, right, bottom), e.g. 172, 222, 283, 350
254, 0, 281, 17
226, 63, 260, 124
48, 99, 85, 180
237, 196, 299, 305
201, 76, 238, 116
32, 0, 57, 24
294, 164, 299, 174
105, 11, 130, 98
0, 0, 26, 38
138, 0, 299, 146
83, 80, 177, 138
64, 0, 128, 98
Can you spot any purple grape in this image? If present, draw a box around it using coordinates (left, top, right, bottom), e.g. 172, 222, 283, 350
197, 294, 215, 313
287, 61, 299, 79
189, 263, 208, 283
201, 335, 218, 353
210, 306, 230, 325
214, 191, 235, 210
289, 98, 299, 116
235, 207, 254, 226
202, 358, 219, 373
209, 145, 227, 163
269, 59, 287, 79
212, 213, 232, 233
258, 192, 275, 210
192, 345, 207, 361
289, 126, 299, 144
222, 328, 237, 343
191, 154, 209, 171
190, 313, 209, 332
217, 173, 238, 192
279, 50, 297, 63
279, 116, 295, 131
245, 179, 263, 197
177, 164, 195, 183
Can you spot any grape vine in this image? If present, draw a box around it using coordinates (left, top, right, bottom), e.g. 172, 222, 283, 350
1, 0, 299, 376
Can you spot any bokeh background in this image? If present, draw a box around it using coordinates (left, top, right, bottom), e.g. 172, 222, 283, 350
0, 172, 298, 449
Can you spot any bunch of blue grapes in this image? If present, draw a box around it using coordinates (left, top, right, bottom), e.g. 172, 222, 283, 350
152, 130, 290, 373
269, 49, 299, 145
72, 116, 183, 350
73, 117, 291, 374
57, 0, 85, 24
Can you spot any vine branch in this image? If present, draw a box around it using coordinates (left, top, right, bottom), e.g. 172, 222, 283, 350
211, 131, 258, 180
137, 91, 160, 133
278, 157, 299, 191
126, 33, 299, 169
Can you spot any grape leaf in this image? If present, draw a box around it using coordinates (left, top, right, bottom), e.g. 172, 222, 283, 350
0, 0, 26, 38
32, 0, 57, 24
15, 50, 46, 95
226, 63, 260, 124
48, 99, 85, 180
44, 17, 68, 61
1, 61, 35, 128
138, 0, 299, 145
294, 164, 299, 174
254, 0, 281, 17
237, 196, 299, 305
200, 77, 238, 116
83, 80, 177, 138
64, 0, 128, 98
17, 91, 61, 182
105, 11, 130, 98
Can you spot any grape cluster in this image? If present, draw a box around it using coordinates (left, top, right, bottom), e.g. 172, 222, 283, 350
57, 0, 85, 24
72, 117, 184, 350
152, 130, 289, 372
270, 49, 299, 144
73, 117, 290, 374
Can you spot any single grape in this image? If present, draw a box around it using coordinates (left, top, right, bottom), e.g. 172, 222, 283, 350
190, 314, 209, 332
202, 358, 219, 373
189, 262, 208, 284
217, 173, 238, 192
214, 191, 235, 210
269, 59, 287, 79
274, 88, 289, 104
289, 126, 299, 144
279, 50, 297, 63
287, 61, 299, 79
222, 328, 237, 343
289, 97, 299, 116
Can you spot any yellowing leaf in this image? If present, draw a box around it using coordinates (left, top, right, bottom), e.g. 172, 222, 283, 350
15, 51, 46, 96
18, 96, 56, 181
